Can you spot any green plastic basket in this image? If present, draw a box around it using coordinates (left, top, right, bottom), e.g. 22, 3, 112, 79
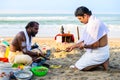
31, 66, 48, 77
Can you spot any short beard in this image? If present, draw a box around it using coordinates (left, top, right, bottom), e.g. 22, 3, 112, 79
31, 31, 36, 37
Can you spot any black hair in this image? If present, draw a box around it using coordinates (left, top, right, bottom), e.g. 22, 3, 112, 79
75, 6, 92, 17
25, 21, 39, 29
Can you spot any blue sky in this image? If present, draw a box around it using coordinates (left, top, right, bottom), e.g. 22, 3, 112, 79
0, 0, 120, 14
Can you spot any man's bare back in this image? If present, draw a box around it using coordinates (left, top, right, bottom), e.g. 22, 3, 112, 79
10, 31, 26, 52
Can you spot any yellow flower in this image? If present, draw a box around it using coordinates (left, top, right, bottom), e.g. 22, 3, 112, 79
18, 65, 24, 70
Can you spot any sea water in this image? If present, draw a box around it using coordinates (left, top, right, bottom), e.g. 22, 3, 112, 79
0, 13, 120, 38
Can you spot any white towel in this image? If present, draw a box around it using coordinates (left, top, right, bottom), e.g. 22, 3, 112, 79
77, 16, 109, 52
24, 30, 32, 50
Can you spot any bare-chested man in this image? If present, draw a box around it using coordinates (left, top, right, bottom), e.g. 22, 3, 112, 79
8, 21, 49, 65
66, 6, 109, 71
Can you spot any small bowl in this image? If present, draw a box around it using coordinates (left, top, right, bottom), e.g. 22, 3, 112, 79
14, 70, 33, 80
31, 66, 48, 77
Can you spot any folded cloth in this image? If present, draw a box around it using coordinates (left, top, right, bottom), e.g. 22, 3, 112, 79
24, 29, 32, 50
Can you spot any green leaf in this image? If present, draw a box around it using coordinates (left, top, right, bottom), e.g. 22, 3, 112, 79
12, 63, 19, 68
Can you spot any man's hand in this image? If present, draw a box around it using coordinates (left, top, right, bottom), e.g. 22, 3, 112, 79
65, 46, 74, 52
79, 42, 84, 49
38, 53, 50, 60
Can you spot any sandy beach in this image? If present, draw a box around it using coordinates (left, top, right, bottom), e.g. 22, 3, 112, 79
3, 37, 120, 80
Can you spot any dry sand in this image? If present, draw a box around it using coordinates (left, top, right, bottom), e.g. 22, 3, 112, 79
3, 37, 120, 80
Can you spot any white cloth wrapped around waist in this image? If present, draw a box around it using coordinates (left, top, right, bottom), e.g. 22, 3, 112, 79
8, 51, 32, 65
75, 45, 109, 70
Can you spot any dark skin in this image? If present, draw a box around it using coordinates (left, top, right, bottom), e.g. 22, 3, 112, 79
65, 14, 109, 71
10, 23, 49, 61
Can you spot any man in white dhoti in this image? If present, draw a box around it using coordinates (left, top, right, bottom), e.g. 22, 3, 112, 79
8, 21, 50, 66
66, 6, 109, 71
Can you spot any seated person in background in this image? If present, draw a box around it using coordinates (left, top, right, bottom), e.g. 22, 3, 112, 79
8, 21, 50, 66
66, 6, 109, 71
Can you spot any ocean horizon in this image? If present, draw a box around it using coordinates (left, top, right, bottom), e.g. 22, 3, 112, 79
0, 13, 120, 38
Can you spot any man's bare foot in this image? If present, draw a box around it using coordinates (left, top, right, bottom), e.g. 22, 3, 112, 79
69, 65, 78, 70
102, 59, 109, 70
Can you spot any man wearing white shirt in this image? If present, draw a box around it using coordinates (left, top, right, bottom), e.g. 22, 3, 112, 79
66, 6, 109, 71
